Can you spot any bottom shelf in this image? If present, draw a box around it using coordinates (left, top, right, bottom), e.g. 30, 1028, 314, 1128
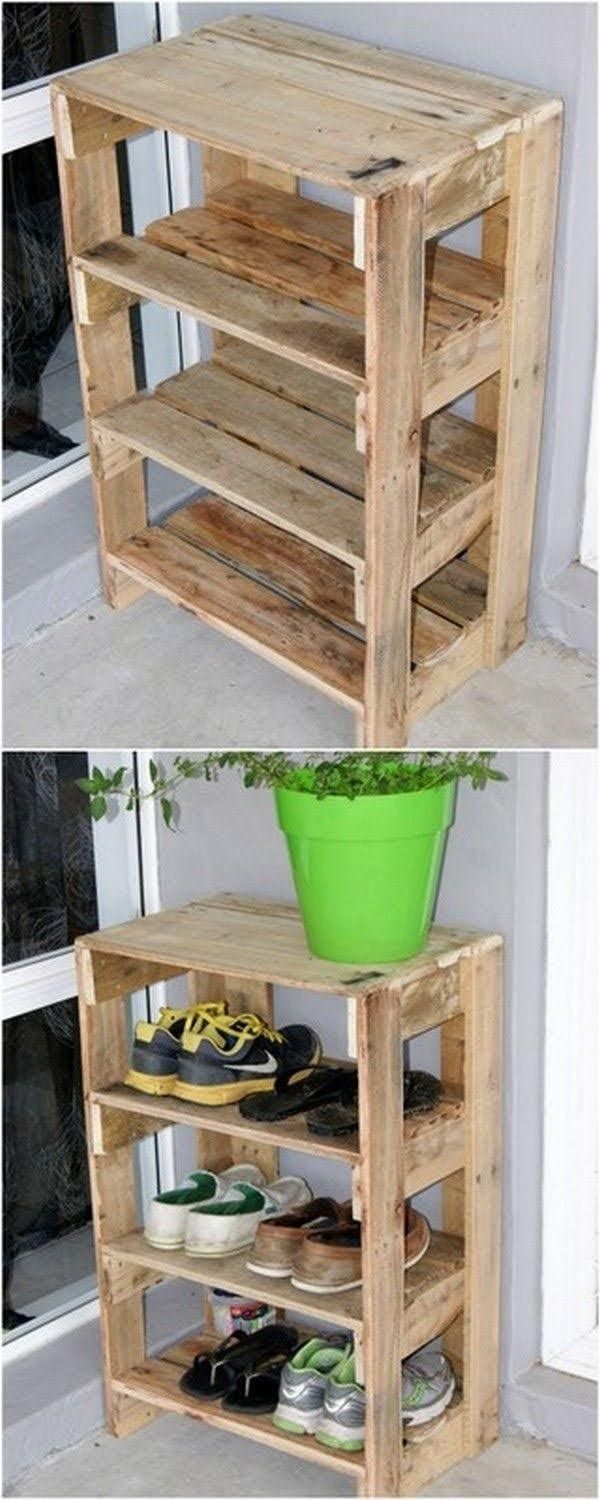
106, 495, 486, 718
112, 1335, 465, 1490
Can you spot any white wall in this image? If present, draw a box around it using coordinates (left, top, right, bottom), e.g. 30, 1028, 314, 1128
177, 0, 597, 644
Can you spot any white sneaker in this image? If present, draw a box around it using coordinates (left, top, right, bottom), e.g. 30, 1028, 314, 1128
184, 1176, 312, 1258
144, 1164, 266, 1248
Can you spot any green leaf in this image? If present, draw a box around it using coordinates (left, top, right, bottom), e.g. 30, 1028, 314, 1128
111, 766, 126, 787
149, 759, 158, 784
160, 797, 173, 828
75, 777, 98, 793
90, 794, 107, 821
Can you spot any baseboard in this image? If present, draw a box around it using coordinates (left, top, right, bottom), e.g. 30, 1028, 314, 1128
502, 1362, 597, 1461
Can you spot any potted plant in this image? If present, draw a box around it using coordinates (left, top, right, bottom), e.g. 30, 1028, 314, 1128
77, 753, 505, 963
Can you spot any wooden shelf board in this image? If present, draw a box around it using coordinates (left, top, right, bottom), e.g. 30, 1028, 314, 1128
74, 236, 366, 390
90, 1084, 465, 1194
76, 892, 498, 1004
112, 1337, 365, 1476
106, 523, 365, 712
103, 1229, 464, 1353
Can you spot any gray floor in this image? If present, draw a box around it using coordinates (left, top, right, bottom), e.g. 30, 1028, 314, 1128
6, 1417, 596, 1498
3, 592, 596, 749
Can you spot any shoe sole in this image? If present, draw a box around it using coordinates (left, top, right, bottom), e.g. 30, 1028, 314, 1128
403, 1376, 455, 1427
173, 1060, 317, 1107
290, 1275, 362, 1294
405, 1222, 431, 1270
125, 1068, 177, 1095
272, 1411, 318, 1436
144, 1234, 185, 1249
246, 1260, 292, 1278
184, 1237, 256, 1257
315, 1424, 365, 1451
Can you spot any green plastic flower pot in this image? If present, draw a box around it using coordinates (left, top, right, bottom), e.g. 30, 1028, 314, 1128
275, 782, 456, 963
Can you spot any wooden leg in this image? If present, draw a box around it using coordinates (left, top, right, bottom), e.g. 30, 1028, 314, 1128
443, 949, 502, 1457
363, 182, 425, 746
52, 90, 147, 610
357, 986, 404, 1496
484, 111, 563, 665
76, 948, 157, 1437
469, 199, 509, 572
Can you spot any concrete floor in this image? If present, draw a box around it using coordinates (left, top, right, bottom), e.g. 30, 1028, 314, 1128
3, 592, 596, 749
6, 1417, 596, 1498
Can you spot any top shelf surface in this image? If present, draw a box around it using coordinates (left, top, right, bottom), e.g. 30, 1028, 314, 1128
77, 892, 500, 996
54, 15, 561, 195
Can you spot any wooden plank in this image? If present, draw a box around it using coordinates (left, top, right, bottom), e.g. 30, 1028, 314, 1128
50, 88, 148, 156
425, 139, 506, 237
457, 946, 503, 1454
56, 40, 468, 197
415, 480, 494, 586
208, 15, 554, 122
78, 897, 491, 997
112, 1340, 365, 1477
485, 114, 563, 663
363, 180, 424, 747
107, 525, 365, 710
404, 1233, 465, 1357
215, 336, 356, 426
426, 242, 504, 315
146, 203, 364, 317
190, 29, 510, 144
422, 411, 496, 482
164, 495, 359, 635
51, 90, 146, 610
104, 1231, 363, 1332
415, 559, 488, 627
396, 961, 462, 1039
403, 1095, 465, 1195
74, 235, 366, 389
94, 394, 364, 568
92, 1081, 360, 1165
423, 312, 502, 417
357, 984, 404, 1494
75, 947, 156, 1438
156, 362, 365, 497
78, 945, 187, 1005
400, 1399, 466, 1494
209, 177, 354, 261
409, 617, 485, 723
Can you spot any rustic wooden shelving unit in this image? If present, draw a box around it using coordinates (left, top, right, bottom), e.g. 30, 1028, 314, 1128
51, 17, 562, 745
75, 892, 503, 1496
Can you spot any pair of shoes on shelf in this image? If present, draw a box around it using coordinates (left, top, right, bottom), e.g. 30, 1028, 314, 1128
273, 1341, 456, 1450
180, 1324, 299, 1414
125, 1001, 321, 1105
240, 1065, 442, 1137
145, 1166, 312, 1256
247, 1201, 431, 1293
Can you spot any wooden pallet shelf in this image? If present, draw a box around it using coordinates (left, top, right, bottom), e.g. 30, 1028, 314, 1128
75, 893, 503, 1496
53, 14, 561, 743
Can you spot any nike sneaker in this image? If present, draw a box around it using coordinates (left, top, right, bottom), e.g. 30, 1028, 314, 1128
402, 1351, 455, 1426
174, 1011, 322, 1106
124, 1001, 227, 1096
273, 1337, 350, 1435
315, 1351, 365, 1451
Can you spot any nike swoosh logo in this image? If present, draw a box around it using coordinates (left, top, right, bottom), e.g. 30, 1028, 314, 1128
229, 1057, 278, 1074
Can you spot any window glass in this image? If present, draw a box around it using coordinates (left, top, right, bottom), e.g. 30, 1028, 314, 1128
3, 751, 99, 965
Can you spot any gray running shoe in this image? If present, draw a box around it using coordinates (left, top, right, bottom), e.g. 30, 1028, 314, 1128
315, 1352, 365, 1452
272, 1337, 348, 1435
402, 1351, 455, 1426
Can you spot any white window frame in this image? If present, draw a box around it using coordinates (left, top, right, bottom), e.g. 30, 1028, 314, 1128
580, 353, 598, 572
542, 750, 598, 1381
2, 3, 185, 520
2, 750, 169, 1355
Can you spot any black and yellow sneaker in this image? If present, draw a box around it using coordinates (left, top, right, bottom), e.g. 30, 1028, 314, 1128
125, 1002, 227, 1096
174, 1012, 322, 1106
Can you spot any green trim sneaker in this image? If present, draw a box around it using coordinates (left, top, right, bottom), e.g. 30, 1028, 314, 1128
184, 1176, 312, 1257
144, 1164, 266, 1249
402, 1352, 455, 1427
315, 1352, 365, 1451
125, 1001, 227, 1096
272, 1337, 349, 1435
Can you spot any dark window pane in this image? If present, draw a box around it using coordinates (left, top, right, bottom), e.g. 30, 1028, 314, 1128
3, 997, 94, 1334
3, 4, 117, 90
3, 752, 99, 964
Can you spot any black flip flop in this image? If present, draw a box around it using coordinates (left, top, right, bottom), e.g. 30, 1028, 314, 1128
239, 1066, 357, 1122
221, 1349, 293, 1415
179, 1325, 298, 1402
